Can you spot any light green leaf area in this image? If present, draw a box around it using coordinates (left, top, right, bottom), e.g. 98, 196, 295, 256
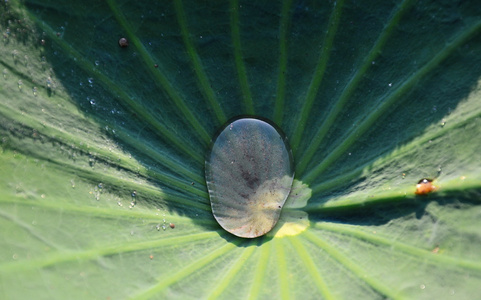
1, 0, 481, 299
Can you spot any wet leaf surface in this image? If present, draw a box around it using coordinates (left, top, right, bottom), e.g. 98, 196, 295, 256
1, 0, 481, 299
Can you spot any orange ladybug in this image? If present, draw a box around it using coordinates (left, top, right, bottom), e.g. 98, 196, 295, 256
415, 178, 436, 195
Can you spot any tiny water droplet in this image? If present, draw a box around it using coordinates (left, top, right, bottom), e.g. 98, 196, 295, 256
94, 60, 99, 66
388, 83, 392, 87
46, 76, 53, 88
162, 225, 166, 231
89, 99, 96, 106
17, 80, 23, 90
2, 69, 7, 79
32, 87, 38, 97
206, 117, 294, 238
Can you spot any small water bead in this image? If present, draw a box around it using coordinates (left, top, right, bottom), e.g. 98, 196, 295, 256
205, 117, 294, 238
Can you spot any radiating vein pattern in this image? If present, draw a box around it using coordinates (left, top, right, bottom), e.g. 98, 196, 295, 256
302, 19, 481, 184
295, 0, 415, 174
230, 0, 255, 114
273, 0, 293, 126
2, 0, 481, 299
289, 0, 345, 153
106, 0, 212, 145
174, 0, 227, 125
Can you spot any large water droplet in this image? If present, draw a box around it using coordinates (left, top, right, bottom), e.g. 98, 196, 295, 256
205, 117, 294, 238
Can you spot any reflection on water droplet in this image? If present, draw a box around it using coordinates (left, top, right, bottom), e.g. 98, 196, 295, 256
32, 87, 37, 97
206, 117, 294, 238
17, 80, 23, 90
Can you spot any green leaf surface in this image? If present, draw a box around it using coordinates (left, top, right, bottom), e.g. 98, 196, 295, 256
1, 0, 481, 299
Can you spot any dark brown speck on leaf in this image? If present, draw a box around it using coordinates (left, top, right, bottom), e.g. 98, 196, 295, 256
118, 37, 129, 48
